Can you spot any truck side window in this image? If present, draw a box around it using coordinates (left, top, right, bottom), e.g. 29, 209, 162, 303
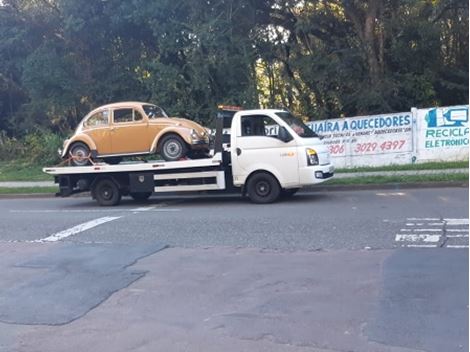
241, 115, 279, 137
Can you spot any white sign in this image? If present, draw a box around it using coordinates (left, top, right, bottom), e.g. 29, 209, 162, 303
415, 106, 469, 162
306, 112, 413, 168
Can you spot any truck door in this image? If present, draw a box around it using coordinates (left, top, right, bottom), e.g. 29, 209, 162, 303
231, 114, 299, 186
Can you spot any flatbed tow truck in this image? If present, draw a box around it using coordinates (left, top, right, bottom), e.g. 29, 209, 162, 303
43, 108, 334, 205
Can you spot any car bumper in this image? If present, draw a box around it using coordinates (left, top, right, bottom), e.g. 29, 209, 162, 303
299, 163, 335, 185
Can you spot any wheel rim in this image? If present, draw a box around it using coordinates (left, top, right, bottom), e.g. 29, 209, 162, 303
255, 180, 271, 197
71, 146, 88, 165
164, 140, 182, 158
100, 184, 114, 201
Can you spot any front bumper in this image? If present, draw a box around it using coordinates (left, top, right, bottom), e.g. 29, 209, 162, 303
299, 163, 335, 185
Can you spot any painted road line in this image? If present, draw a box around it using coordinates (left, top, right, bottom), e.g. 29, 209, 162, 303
445, 219, 469, 225
132, 206, 157, 212
446, 234, 469, 238
404, 244, 437, 248
407, 218, 440, 221
447, 245, 469, 249
446, 229, 469, 232
35, 216, 121, 243
395, 234, 441, 243
409, 228, 442, 232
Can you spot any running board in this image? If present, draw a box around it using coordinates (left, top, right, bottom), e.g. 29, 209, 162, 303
153, 171, 226, 193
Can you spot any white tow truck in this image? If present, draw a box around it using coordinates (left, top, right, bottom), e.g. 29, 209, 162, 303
43, 108, 334, 205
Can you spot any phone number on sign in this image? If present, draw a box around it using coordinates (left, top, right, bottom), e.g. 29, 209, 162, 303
354, 140, 406, 153
327, 140, 407, 155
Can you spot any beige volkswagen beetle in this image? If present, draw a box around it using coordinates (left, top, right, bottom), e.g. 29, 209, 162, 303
60, 102, 210, 165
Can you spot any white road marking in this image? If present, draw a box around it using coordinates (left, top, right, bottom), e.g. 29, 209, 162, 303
446, 229, 469, 232
447, 245, 469, 249
403, 244, 437, 248
400, 229, 412, 232
376, 192, 406, 196
395, 234, 441, 242
446, 234, 469, 238
35, 216, 121, 243
411, 228, 442, 232
445, 219, 469, 225
132, 206, 156, 212
407, 218, 440, 221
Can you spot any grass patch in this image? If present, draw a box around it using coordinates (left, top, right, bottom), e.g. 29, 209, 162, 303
336, 161, 469, 173
0, 186, 57, 194
324, 173, 468, 185
0, 161, 52, 181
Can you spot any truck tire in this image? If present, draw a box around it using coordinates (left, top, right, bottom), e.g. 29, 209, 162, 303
159, 134, 188, 161
246, 172, 281, 204
93, 178, 121, 206
130, 192, 152, 202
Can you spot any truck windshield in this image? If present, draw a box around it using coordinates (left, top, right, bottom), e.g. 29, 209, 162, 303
143, 104, 168, 118
275, 112, 318, 138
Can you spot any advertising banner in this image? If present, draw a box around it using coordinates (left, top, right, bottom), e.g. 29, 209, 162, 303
415, 106, 469, 162
306, 112, 413, 168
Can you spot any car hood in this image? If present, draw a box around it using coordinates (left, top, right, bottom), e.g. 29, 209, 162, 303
295, 137, 329, 153
150, 117, 206, 132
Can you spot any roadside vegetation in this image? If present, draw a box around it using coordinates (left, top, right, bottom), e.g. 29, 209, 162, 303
335, 161, 469, 173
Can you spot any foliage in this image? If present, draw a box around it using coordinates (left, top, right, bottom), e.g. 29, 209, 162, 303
0, 0, 467, 136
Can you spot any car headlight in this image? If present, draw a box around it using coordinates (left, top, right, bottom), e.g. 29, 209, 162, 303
190, 129, 199, 140
306, 148, 319, 166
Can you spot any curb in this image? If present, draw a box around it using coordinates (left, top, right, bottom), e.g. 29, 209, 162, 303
0, 181, 467, 199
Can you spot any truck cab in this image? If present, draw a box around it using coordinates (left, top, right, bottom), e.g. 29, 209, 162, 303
227, 109, 334, 202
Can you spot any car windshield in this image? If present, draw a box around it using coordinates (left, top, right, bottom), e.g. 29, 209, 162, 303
275, 112, 318, 138
143, 104, 168, 118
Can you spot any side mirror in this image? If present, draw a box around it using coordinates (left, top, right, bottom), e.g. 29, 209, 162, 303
278, 126, 293, 143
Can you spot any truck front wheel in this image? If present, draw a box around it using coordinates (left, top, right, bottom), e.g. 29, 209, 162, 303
93, 178, 121, 206
246, 172, 281, 204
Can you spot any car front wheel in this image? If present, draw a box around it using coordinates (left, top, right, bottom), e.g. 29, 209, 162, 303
69, 142, 91, 166
159, 134, 188, 161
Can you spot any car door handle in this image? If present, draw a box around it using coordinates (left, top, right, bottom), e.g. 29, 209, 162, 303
236, 148, 242, 156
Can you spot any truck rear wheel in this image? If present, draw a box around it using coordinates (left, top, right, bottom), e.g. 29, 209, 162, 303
93, 178, 121, 206
246, 172, 281, 204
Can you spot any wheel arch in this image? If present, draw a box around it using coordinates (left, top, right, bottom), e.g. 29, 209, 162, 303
243, 169, 281, 196
63, 135, 97, 158
150, 128, 191, 153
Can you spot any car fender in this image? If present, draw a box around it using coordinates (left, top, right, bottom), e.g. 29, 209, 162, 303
150, 127, 190, 153
62, 135, 97, 158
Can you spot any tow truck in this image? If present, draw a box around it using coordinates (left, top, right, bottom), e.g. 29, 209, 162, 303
43, 107, 334, 205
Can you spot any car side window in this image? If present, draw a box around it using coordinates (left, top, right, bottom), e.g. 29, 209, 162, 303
134, 110, 143, 121
241, 115, 280, 137
114, 108, 134, 123
85, 110, 109, 127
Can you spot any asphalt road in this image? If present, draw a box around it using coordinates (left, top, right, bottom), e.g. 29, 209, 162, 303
0, 187, 468, 352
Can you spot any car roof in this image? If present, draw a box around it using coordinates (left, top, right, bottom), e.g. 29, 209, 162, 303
95, 101, 153, 110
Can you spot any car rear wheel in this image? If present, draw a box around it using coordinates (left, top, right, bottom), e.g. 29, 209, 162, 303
104, 157, 122, 165
159, 134, 188, 161
246, 172, 281, 204
69, 142, 91, 166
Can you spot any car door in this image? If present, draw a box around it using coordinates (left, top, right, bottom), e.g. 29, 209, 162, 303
232, 114, 299, 186
111, 107, 149, 155
83, 109, 113, 155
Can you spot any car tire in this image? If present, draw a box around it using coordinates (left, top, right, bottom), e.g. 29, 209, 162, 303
104, 157, 122, 165
69, 142, 92, 166
281, 188, 299, 198
246, 172, 281, 204
159, 134, 188, 161
93, 178, 121, 206
130, 192, 152, 202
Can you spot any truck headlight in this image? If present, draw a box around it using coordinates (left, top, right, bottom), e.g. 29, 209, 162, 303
306, 148, 319, 166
